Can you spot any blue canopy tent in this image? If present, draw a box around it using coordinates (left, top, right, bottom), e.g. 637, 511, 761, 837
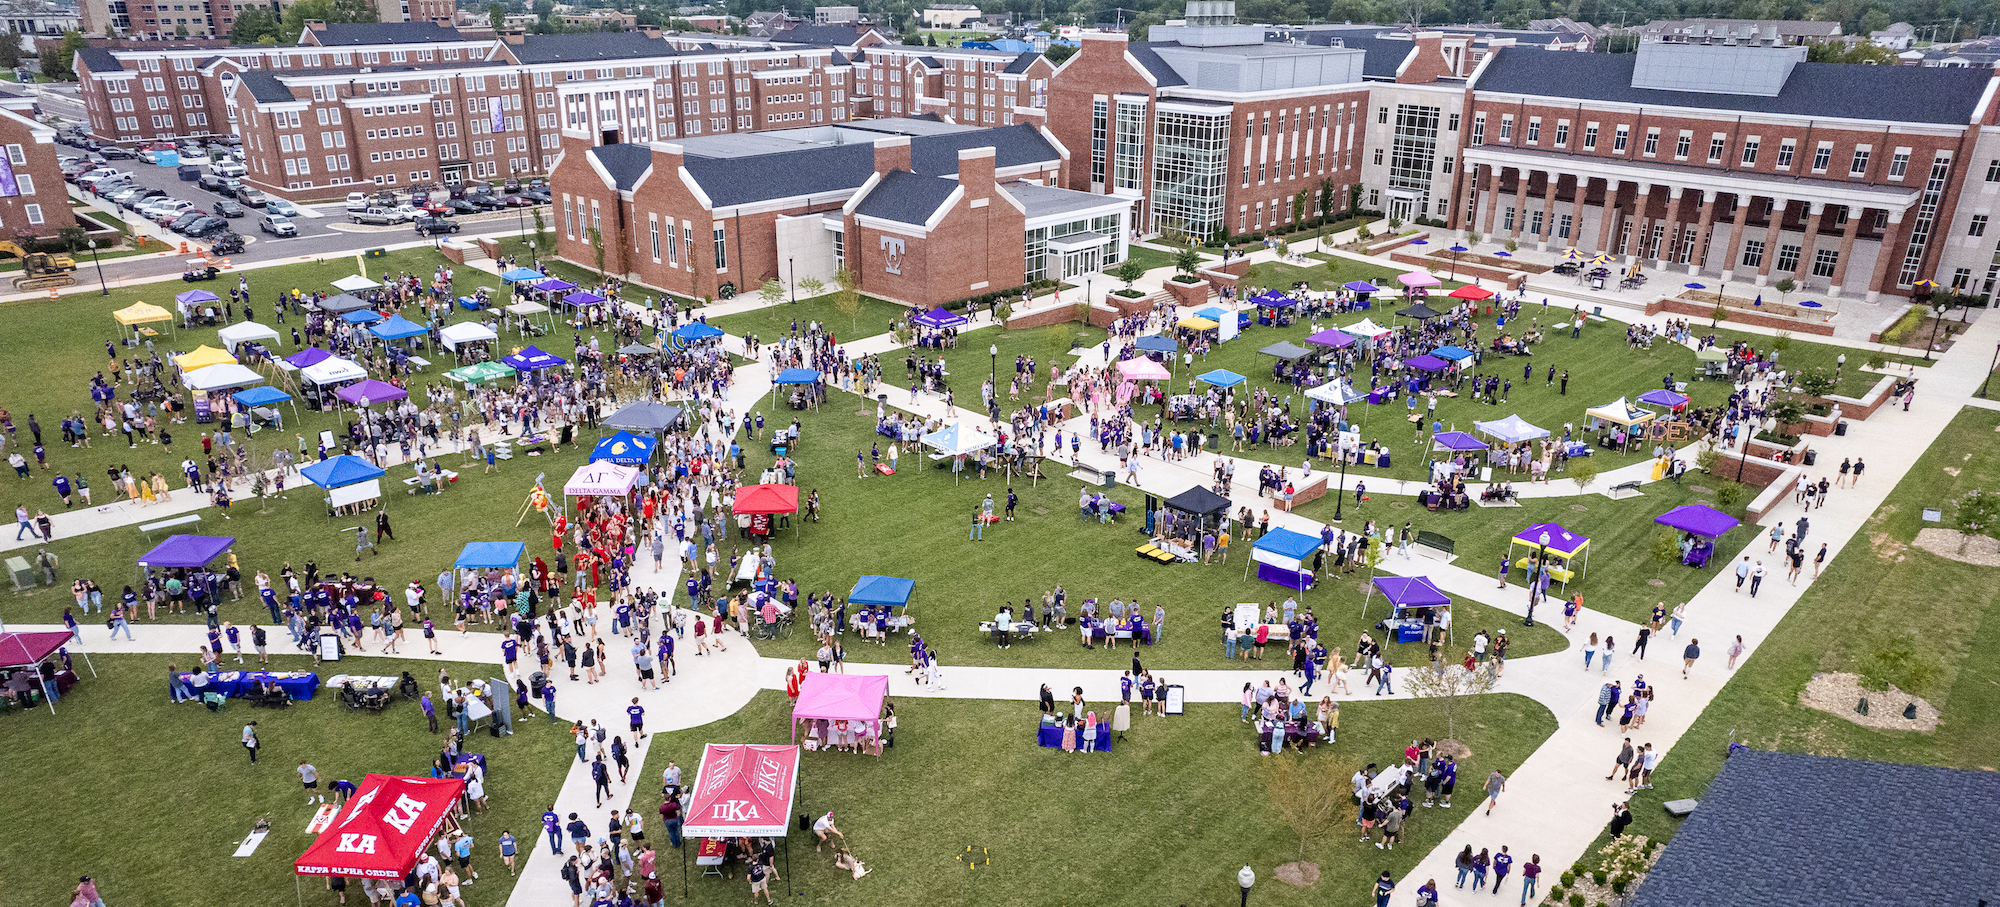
672, 321, 725, 343
562, 291, 606, 308
1197, 369, 1246, 388
1132, 335, 1177, 353
500, 267, 545, 283
590, 431, 658, 465
502, 345, 567, 372
1248, 527, 1320, 592
299, 454, 385, 489
849, 575, 915, 613
368, 314, 428, 340
910, 307, 969, 329
771, 367, 823, 409
232, 385, 299, 427
1431, 345, 1474, 362
341, 309, 383, 325
455, 542, 526, 583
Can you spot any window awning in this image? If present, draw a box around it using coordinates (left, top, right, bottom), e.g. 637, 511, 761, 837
1047, 232, 1111, 253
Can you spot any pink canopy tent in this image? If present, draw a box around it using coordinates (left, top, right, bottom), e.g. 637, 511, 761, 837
790, 672, 889, 757
0, 631, 92, 710
1116, 358, 1171, 380
1398, 271, 1441, 288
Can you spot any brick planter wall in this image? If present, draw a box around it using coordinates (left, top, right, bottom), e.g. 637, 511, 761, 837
1645, 298, 1836, 336
1166, 277, 1211, 307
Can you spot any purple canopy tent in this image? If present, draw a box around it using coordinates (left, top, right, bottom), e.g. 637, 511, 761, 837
1430, 430, 1489, 452
285, 347, 333, 369
1306, 328, 1357, 349
1507, 522, 1590, 588
1405, 354, 1449, 372
533, 278, 577, 294
1342, 281, 1381, 294
335, 379, 410, 406
910, 307, 969, 329
1363, 576, 1453, 638
1638, 388, 1689, 411
1654, 504, 1739, 539
138, 534, 236, 568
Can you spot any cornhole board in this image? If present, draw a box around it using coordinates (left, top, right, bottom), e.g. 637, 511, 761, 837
875, 463, 894, 475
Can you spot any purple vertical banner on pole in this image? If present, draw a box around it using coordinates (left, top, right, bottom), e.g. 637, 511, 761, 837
492, 100, 505, 135
0, 153, 21, 198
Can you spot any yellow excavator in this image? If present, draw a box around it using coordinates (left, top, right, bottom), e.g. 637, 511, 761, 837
0, 241, 76, 291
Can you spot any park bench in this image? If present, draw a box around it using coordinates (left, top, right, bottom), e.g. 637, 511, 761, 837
139, 513, 201, 540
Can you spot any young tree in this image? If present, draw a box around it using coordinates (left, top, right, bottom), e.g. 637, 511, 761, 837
1650, 528, 1681, 579
797, 276, 825, 300
1796, 366, 1837, 398
0, 36, 23, 71
1114, 256, 1145, 289
1568, 457, 1600, 495
588, 226, 606, 277
43, 30, 86, 80
488, 2, 507, 30
1710, 301, 1729, 328
1404, 660, 1496, 744
833, 266, 860, 334
1772, 277, 1796, 306
1173, 247, 1200, 279
1260, 750, 1358, 863
1768, 397, 1805, 438
229, 8, 282, 44
1316, 177, 1336, 222
758, 278, 784, 307
1952, 489, 1999, 553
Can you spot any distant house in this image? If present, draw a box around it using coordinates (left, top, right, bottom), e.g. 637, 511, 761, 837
745, 10, 800, 37
921, 5, 982, 29
815, 6, 861, 25
1870, 21, 1916, 49
1629, 751, 2000, 907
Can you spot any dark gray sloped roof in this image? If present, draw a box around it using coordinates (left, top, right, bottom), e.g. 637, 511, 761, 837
908, 123, 1056, 175
508, 32, 680, 63
853, 170, 957, 225
1003, 50, 1038, 73
684, 142, 876, 208
238, 71, 298, 104
1127, 42, 1185, 87
769, 24, 879, 47
1629, 751, 2000, 907
1475, 46, 1991, 125
76, 47, 123, 74
590, 144, 654, 192
1272, 30, 1417, 80
305, 23, 464, 46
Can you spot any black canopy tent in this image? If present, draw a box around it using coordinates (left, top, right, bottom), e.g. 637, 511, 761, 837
601, 401, 686, 434
1396, 301, 1444, 321
1163, 485, 1232, 533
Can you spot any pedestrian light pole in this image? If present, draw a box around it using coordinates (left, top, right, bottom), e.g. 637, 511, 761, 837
88, 238, 108, 296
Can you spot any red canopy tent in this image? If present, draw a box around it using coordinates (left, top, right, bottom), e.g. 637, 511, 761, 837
731, 483, 800, 538
0, 631, 88, 712
682, 744, 799, 893
1447, 285, 1495, 301
295, 775, 466, 880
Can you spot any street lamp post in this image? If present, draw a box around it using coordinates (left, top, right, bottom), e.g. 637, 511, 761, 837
788, 256, 796, 304
528, 240, 537, 268
1925, 299, 1947, 361
989, 343, 998, 383
1332, 438, 1350, 523
1982, 342, 2000, 399
87, 238, 107, 296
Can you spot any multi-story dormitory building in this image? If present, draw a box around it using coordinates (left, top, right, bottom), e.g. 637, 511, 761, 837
72, 20, 1056, 202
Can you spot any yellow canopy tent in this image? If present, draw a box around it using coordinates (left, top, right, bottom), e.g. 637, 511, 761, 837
1177, 316, 1219, 330
173, 344, 237, 372
113, 301, 176, 340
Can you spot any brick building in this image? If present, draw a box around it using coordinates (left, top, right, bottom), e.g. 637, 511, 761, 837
549, 117, 1128, 306
1451, 40, 2000, 301
0, 96, 75, 239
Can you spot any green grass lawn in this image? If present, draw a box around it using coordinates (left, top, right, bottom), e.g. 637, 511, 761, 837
491, 237, 650, 300
726, 405, 1567, 670
1621, 406, 2000, 847
707, 292, 909, 344
905, 320, 1108, 404
636, 690, 1557, 907
1107, 244, 1180, 277
0, 654, 572, 907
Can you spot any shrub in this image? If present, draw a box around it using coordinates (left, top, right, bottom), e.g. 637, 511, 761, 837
1505, 239, 1519, 252
1610, 874, 1629, 894
1560, 871, 1576, 887
1568, 894, 1585, 907
1714, 482, 1746, 510
1591, 870, 1608, 886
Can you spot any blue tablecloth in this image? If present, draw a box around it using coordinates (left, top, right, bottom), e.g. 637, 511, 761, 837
449, 752, 489, 779
1037, 723, 1113, 752
180, 671, 321, 700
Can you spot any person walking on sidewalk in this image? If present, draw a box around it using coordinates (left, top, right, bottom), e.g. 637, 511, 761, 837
1482, 770, 1507, 816
1727, 634, 1747, 669
1682, 639, 1701, 678
1734, 555, 1751, 592
1750, 561, 1767, 597
1519, 855, 1541, 905
1491, 846, 1513, 894
1608, 737, 1634, 782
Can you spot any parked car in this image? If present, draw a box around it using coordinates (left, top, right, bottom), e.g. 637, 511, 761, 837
211, 161, 247, 179
349, 207, 403, 226
499, 194, 539, 209
263, 198, 301, 217
97, 145, 134, 160
183, 216, 230, 238
197, 174, 234, 194
141, 198, 191, 221
438, 198, 479, 216
209, 232, 246, 255
137, 148, 160, 164
235, 188, 269, 208
259, 214, 298, 236
211, 199, 246, 218
519, 188, 551, 203
168, 212, 205, 233
502, 178, 521, 193
413, 215, 461, 236
464, 193, 503, 211
103, 187, 143, 208
345, 192, 370, 211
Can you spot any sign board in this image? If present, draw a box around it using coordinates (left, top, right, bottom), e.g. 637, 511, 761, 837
1163, 684, 1185, 716
1232, 602, 1259, 632
318, 630, 342, 662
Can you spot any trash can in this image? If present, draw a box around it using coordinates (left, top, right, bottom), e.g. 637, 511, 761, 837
1834, 421, 1848, 436
1802, 450, 1817, 466
1101, 468, 1116, 490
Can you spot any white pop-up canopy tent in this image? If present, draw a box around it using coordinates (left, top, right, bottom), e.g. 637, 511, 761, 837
183, 363, 266, 391
301, 357, 368, 385
1585, 397, 1656, 428
438, 321, 499, 352
332, 274, 380, 293
216, 321, 280, 351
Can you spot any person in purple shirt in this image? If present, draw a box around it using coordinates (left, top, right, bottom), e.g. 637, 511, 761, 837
421, 692, 438, 734
542, 807, 562, 854
500, 637, 519, 671
1518, 854, 1541, 905
1492, 846, 1513, 892
627, 698, 646, 739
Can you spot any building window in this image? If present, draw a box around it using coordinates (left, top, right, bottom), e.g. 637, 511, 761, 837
1525, 118, 1539, 143
1642, 128, 1658, 156
1558, 213, 1572, 240
1149, 107, 1230, 239
1953, 267, 1971, 289
713, 227, 727, 270
1811, 248, 1839, 278
1988, 159, 2000, 182
1469, 114, 1483, 145
25, 204, 41, 225
1776, 243, 1801, 272
1811, 142, 1832, 173
1377, 106, 1387, 124
1502, 206, 1514, 231
1113, 101, 1144, 192
1388, 103, 1440, 201
1777, 140, 1795, 170
1850, 148, 1871, 176
1446, 112, 1458, 131
1741, 239, 1764, 268
1673, 132, 1690, 160
1553, 122, 1568, 147
1583, 124, 1597, 150
1497, 115, 1512, 141
650, 217, 661, 261
1972, 215, 1989, 237
1613, 125, 1629, 153
1089, 100, 1106, 186
1708, 136, 1725, 162
1741, 140, 1759, 166
1889, 151, 1910, 180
